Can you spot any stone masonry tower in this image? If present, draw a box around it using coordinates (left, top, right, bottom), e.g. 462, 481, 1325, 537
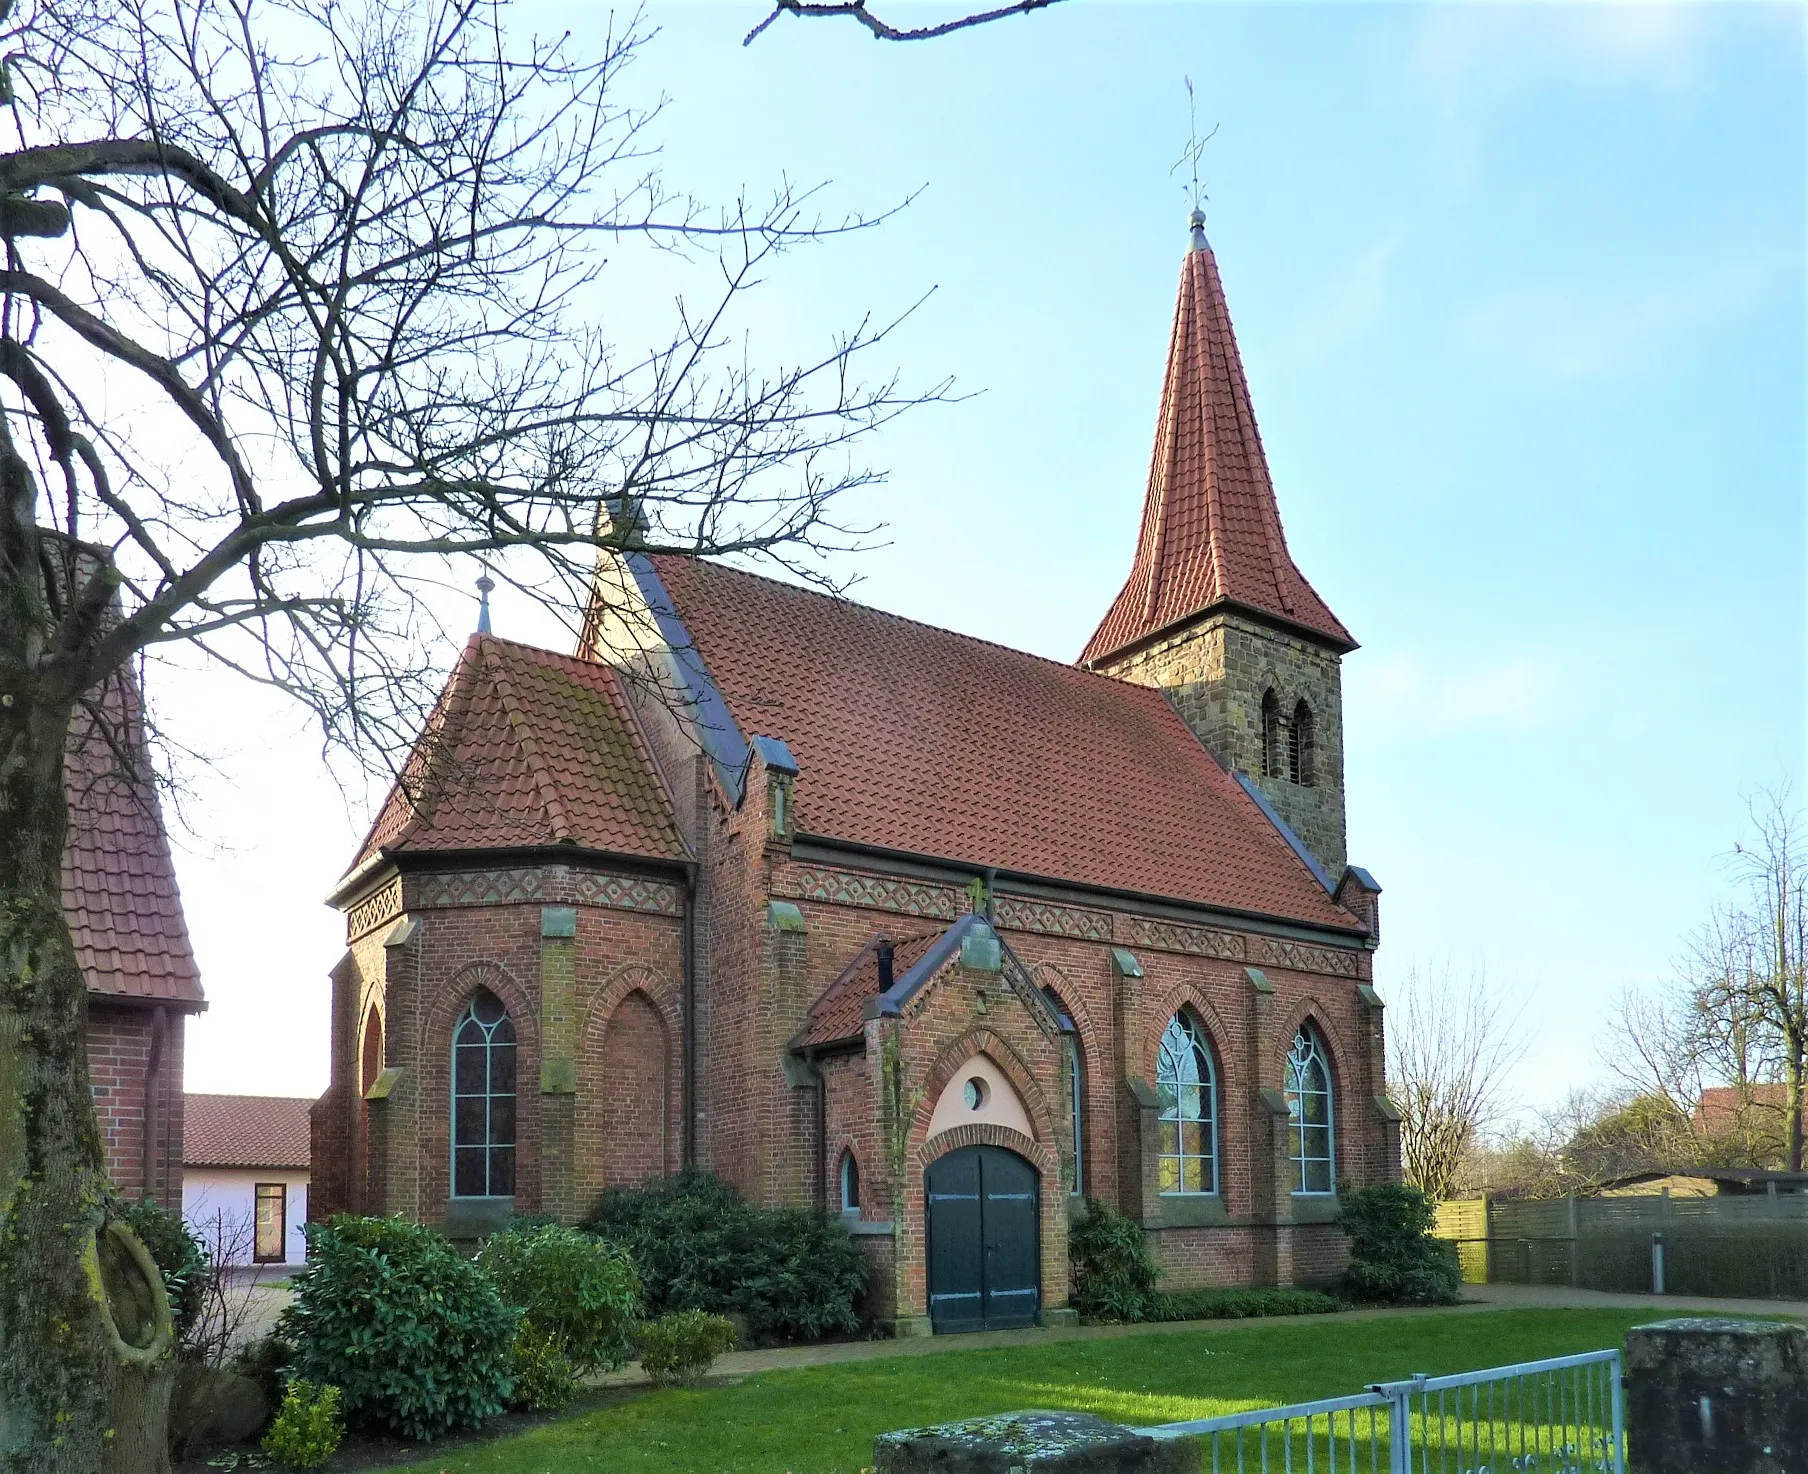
1082, 211, 1356, 877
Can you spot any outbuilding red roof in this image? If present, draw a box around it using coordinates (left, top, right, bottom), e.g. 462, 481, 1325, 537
352, 634, 688, 870
61, 669, 205, 1006
651, 555, 1360, 931
184, 1094, 312, 1170
1082, 224, 1353, 665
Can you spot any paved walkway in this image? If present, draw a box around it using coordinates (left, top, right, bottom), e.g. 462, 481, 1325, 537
1464, 1280, 1808, 1320
592, 1283, 1808, 1387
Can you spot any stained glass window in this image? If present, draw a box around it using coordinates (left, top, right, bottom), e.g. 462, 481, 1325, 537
1286, 1028, 1334, 1194
1157, 1013, 1216, 1195
452, 989, 516, 1199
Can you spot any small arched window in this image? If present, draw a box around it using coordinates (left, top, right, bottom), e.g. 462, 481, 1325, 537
1285, 1027, 1334, 1195
361, 1007, 383, 1097
1044, 986, 1085, 1197
840, 1150, 860, 1213
1261, 689, 1282, 779
1157, 1012, 1217, 1195
1289, 700, 1315, 787
452, 989, 517, 1199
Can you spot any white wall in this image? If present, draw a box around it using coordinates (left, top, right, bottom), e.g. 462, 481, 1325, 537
183, 1168, 310, 1267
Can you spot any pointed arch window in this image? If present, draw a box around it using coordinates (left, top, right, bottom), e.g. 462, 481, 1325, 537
1044, 986, 1085, 1196
1285, 1028, 1334, 1194
840, 1150, 860, 1213
1261, 689, 1282, 779
452, 989, 516, 1199
1157, 1012, 1217, 1195
1289, 700, 1315, 787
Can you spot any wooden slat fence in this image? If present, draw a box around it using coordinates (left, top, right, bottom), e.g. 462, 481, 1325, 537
1434, 1192, 1808, 1299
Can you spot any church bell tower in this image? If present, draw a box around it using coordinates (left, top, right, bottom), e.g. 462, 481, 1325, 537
1082, 210, 1355, 878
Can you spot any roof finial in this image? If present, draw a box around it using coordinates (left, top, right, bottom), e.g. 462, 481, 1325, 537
475, 567, 495, 635
1170, 76, 1218, 252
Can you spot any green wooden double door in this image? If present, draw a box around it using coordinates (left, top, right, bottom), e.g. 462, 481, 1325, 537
925, 1145, 1040, 1333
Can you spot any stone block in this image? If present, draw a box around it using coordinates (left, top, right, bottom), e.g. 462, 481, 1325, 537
1626, 1317, 1808, 1474
875, 1411, 1196, 1474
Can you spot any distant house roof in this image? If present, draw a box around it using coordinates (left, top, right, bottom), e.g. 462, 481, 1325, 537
1599, 1166, 1808, 1197
648, 554, 1362, 933
184, 1094, 312, 1171
62, 668, 205, 1008
350, 634, 689, 873
1081, 225, 1353, 666
1697, 1084, 1797, 1129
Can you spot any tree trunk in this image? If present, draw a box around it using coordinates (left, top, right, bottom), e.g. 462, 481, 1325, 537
1788, 1058, 1804, 1175
0, 688, 173, 1472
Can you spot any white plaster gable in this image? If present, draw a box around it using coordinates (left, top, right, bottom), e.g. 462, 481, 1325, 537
926, 1054, 1034, 1142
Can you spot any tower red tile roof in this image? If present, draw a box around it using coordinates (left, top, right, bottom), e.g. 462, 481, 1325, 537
1082, 221, 1354, 666
351, 634, 687, 869
61, 669, 205, 1006
184, 1094, 312, 1169
650, 555, 1360, 931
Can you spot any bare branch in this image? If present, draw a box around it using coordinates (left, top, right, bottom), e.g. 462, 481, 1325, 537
744, 0, 1064, 46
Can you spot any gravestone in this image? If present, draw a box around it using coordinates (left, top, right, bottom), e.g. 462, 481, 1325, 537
1625, 1317, 1808, 1473
874, 1411, 1196, 1474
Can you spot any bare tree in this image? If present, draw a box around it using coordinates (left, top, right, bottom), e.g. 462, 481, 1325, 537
1603, 787, 1808, 1173
0, 0, 941, 1467
744, 0, 1065, 46
1387, 965, 1526, 1201
1732, 790, 1808, 1169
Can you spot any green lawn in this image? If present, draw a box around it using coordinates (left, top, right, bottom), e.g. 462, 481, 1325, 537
374, 1307, 1655, 1474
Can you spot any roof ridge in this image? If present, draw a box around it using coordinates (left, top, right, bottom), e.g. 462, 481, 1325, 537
652, 555, 1166, 698
476, 634, 575, 843
346, 637, 484, 863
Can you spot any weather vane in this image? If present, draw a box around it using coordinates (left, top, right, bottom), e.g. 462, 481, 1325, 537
1171, 76, 1219, 216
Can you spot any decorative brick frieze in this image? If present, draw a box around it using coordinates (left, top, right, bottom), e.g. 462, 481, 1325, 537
1249, 936, 1362, 979
409, 867, 681, 917
414, 868, 543, 908
993, 896, 1112, 941
568, 872, 683, 916
774, 866, 964, 921
1126, 915, 1247, 961
346, 882, 404, 941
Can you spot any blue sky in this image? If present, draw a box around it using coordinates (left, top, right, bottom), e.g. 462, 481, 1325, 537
175, 1, 1805, 1115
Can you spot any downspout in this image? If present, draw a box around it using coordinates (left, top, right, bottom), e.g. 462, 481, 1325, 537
983, 867, 998, 923
808, 1046, 827, 1212
141, 1004, 168, 1201
682, 866, 698, 1166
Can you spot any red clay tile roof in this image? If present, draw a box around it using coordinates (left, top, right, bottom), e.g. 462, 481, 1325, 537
793, 928, 945, 1049
650, 556, 1360, 931
352, 634, 687, 870
61, 669, 205, 1006
184, 1094, 312, 1170
1082, 232, 1354, 666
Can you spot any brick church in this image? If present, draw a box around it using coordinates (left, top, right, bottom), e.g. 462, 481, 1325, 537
312, 211, 1398, 1334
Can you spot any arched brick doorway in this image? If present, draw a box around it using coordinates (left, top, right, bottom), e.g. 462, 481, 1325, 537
924, 1144, 1040, 1333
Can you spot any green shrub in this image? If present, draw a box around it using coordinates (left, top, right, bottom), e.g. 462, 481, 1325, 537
113, 1196, 208, 1341
230, 1328, 296, 1410
280, 1215, 518, 1439
478, 1221, 640, 1372
584, 1171, 868, 1343
507, 1326, 580, 1412
261, 1380, 343, 1469
1338, 1183, 1462, 1306
633, 1310, 737, 1388
1067, 1197, 1158, 1322
1150, 1286, 1341, 1321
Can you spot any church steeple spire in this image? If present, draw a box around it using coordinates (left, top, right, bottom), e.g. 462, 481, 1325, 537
1081, 215, 1353, 668
1082, 213, 1355, 879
